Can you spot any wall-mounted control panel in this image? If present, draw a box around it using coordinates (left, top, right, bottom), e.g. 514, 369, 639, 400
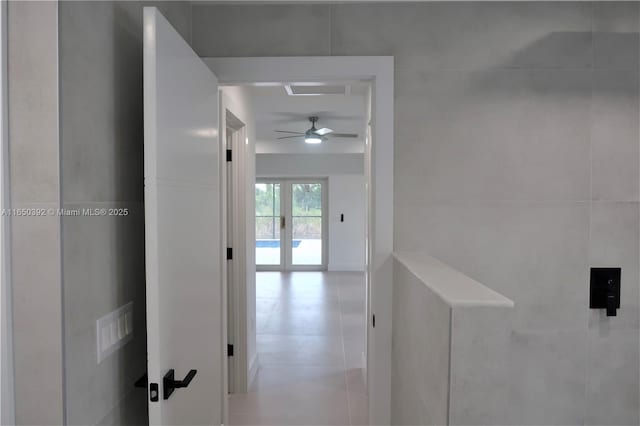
590, 268, 621, 317
96, 302, 133, 363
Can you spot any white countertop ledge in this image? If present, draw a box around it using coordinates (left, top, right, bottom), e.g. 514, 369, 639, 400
393, 251, 515, 308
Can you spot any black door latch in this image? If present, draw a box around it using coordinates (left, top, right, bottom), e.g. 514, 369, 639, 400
163, 369, 197, 400
134, 372, 159, 402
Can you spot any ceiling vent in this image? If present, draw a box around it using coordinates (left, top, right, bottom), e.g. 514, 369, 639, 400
284, 83, 351, 96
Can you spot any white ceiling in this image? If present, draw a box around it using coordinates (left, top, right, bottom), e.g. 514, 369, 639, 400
247, 85, 367, 154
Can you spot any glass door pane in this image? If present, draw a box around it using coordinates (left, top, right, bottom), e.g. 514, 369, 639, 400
255, 182, 281, 266
290, 182, 323, 266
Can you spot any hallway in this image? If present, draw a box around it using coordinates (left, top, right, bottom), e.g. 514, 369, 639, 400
229, 272, 368, 426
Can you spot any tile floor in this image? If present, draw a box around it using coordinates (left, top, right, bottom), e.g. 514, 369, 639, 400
229, 271, 368, 426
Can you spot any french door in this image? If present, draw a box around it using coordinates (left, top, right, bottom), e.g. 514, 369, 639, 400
256, 179, 327, 271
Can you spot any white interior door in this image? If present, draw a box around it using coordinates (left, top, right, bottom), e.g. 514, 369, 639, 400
143, 7, 223, 425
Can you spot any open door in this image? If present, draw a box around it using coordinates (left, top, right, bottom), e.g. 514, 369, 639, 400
143, 7, 223, 425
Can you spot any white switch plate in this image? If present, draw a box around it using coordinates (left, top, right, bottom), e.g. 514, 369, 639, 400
96, 302, 133, 364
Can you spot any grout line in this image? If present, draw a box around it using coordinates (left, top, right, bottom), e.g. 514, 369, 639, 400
336, 276, 354, 426
585, 3, 595, 421
256, 295, 279, 336
55, 1, 67, 424
394, 66, 629, 72
637, 2, 640, 417
446, 307, 453, 425
328, 3, 332, 56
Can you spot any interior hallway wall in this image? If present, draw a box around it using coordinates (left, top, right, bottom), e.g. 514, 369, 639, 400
192, 2, 640, 424
328, 175, 366, 272
7, 2, 64, 424
58, 2, 191, 425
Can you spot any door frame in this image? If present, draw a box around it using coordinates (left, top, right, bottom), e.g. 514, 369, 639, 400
256, 178, 329, 272
219, 86, 256, 402
225, 111, 248, 395
206, 56, 394, 425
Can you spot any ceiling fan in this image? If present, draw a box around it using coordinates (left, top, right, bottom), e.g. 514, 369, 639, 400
275, 116, 359, 144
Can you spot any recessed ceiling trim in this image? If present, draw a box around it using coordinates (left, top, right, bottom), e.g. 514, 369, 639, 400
284, 83, 351, 96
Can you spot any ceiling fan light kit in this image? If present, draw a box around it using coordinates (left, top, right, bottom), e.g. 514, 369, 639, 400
275, 116, 359, 144
304, 135, 323, 144
305, 116, 323, 144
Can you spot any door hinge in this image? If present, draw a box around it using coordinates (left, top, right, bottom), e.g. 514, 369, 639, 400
227, 247, 233, 260
227, 344, 234, 357
226, 149, 232, 162
372, 314, 376, 328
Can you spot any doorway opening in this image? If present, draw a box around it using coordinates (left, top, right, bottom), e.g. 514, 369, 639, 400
223, 79, 370, 425
209, 56, 394, 426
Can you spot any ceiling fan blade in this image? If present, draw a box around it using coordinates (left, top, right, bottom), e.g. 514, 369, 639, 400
275, 130, 304, 134
315, 127, 333, 136
277, 135, 303, 140
329, 133, 359, 138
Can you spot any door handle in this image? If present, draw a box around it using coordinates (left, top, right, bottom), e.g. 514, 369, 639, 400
163, 369, 197, 400
280, 216, 285, 229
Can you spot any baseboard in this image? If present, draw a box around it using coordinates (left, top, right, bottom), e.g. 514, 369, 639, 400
248, 354, 259, 388
328, 263, 365, 272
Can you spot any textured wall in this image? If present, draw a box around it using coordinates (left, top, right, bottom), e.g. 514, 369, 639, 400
7, 2, 64, 424
192, 2, 640, 424
392, 254, 513, 425
392, 259, 450, 425
58, 2, 191, 425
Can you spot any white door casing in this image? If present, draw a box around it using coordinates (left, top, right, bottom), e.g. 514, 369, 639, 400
143, 7, 223, 425
220, 86, 256, 396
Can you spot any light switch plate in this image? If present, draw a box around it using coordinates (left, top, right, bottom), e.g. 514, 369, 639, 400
96, 302, 133, 363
